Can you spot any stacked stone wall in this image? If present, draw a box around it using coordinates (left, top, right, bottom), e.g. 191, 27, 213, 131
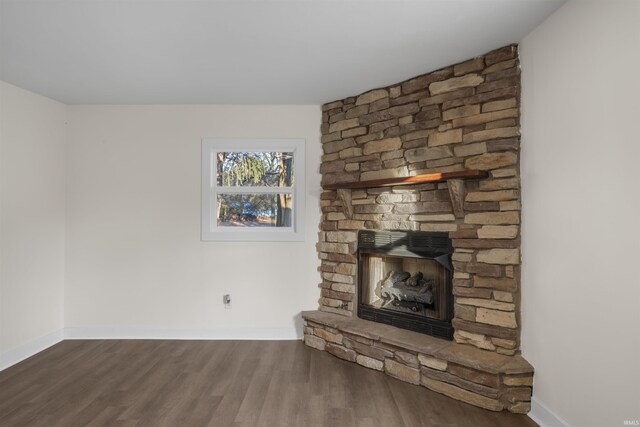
316, 45, 523, 354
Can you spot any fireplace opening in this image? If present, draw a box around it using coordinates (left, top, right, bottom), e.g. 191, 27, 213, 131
357, 230, 454, 339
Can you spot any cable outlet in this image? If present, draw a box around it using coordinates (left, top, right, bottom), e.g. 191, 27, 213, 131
223, 294, 231, 309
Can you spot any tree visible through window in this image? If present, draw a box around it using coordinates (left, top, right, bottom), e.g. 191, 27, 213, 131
201, 139, 305, 242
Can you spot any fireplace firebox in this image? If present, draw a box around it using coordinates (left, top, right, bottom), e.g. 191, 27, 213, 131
357, 230, 454, 339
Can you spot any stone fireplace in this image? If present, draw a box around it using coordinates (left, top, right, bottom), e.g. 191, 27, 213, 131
302, 44, 533, 413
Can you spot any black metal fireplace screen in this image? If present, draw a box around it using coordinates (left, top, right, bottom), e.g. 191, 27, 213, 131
357, 230, 454, 339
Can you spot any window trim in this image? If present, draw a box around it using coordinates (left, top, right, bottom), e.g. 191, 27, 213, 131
201, 138, 305, 242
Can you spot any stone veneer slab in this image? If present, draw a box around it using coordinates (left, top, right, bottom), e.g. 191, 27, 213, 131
302, 310, 533, 413
303, 310, 529, 374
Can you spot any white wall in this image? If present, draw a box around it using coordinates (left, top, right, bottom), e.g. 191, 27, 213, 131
65, 105, 321, 338
520, 1, 640, 426
0, 82, 67, 363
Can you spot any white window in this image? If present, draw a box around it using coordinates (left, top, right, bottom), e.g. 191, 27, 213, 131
201, 138, 305, 241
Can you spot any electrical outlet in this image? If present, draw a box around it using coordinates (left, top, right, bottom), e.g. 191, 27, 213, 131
223, 294, 231, 309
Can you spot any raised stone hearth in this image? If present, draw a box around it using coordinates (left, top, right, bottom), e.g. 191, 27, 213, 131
307, 44, 534, 413
302, 310, 533, 413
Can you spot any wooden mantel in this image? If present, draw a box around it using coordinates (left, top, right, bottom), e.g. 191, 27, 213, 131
322, 170, 488, 190
324, 170, 488, 219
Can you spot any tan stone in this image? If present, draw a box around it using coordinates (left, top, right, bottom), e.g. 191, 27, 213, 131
356, 89, 388, 106
338, 220, 365, 229
326, 231, 357, 243
339, 147, 363, 159
503, 375, 533, 386
322, 101, 342, 111
477, 248, 520, 265
322, 272, 353, 284
464, 211, 519, 225
421, 378, 503, 411
443, 104, 480, 121
420, 223, 457, 232
314, 328, 343, 344
451, 252, 473, 262
452, 108, 518, 128
316, 242, 350, 254
331, 283, 355, 293
304, 334, 326, 350
474, 277, 517, 291
454, 142, 486, 157
455, 303, 476, 321
384, 359, 420, 385
319, 297, 344, 308
477, 225, 519, 239
361, 166, 408, 181
429, 74, 484, 95
456, 298, 515, 312
508, 402, 532, 414
335, 263, 356, 275
356, 354, 384, 371
326, 343, 357, 362
492, 168, 517, 178
329, 118, 360, 133
482, 98, 517, 113
363, 137, 402, 155
500, 200, 521, 211
405, 146, 453, 163
466, 190, 518, 202
428, 129, 462, 147
465, 152, 518, 170
381, 149, 404, 161
479, 178, 519, 191
326, 212, 347, 221
463, 127, 519, 143
399, 115, 413, 125
345, 163, 359, 172
493, 291, 514, 302
492, 338, 518, 350
410, 214, 456, 222
394, 351, 419, 368
416, 354, 447, 371
454, 330, 496, 351
476, 308, 517, 328
342, 127, 368, 138
483, 58, 517, 74
454, 57, 485, 76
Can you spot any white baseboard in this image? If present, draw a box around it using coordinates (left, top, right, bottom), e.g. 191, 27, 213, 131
529, 397, 571, 427
63, 326, 302, 341
0, 329, 64, 371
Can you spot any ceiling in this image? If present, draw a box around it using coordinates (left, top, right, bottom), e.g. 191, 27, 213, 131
0, 0, 564, 105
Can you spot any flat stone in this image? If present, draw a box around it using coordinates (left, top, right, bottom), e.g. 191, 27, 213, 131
465, 152, 518, 170
501, 355, 534, 375
405, 146, 453, 163
443, 104, 480, 121
356, 354, 384, 371
454, 58, 484, 76
508, 402, 532, 414
326, 231, 357, 243
493, 291, 514, 303
394, 351, 419, 368
360, 166, 409, 181
466, 190, 518, 202
314, 328, 343, 344
329, 118, 360, 133
429, 74, 484, 95
356, 89, 388, 106
452, 108, 518, 128
325, 343, 357, 362
465, 211, 520, 225
476, 308, 518, 328
422, 378, 503, 411
477, 225, 518, 239
463, 127, 519, 144
304, 334, 326, 351
428, 129, 462, 147
448, 363, 500, 388
477, 248, 520, 265
343, 337, 393, 361
456, 298, 515, 312
503, 375, 533, 386
482, 98, 517, 113
479, 178, 519, 191
454, 142, 486, 157
454, 330, 496, 351
363, 137, 402, 155
421, 367, 500, 399
385, 359, 420, 385
418, 354, 448, 371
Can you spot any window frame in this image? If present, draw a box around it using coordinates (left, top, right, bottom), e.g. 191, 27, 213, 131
201, 138, 305, 242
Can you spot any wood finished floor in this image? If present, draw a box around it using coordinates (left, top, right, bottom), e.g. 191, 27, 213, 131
0, 340, 538, 427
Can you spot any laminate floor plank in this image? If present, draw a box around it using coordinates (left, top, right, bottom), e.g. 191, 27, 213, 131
0, 340, 538, 427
